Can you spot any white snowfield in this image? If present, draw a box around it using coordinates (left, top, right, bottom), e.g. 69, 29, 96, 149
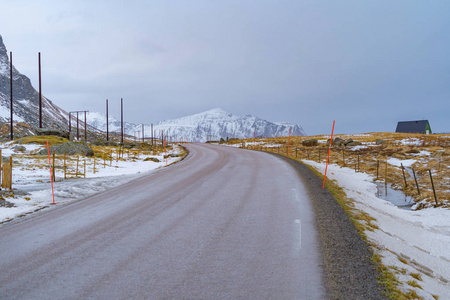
0, 142, 185, 223
304, 160, 450, 299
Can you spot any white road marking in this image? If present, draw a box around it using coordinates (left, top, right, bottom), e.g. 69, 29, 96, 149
294, 219, 302, 252
292, 188, 300, 202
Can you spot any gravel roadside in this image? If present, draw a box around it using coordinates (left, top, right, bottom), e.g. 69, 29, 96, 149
271, 153, 388, 299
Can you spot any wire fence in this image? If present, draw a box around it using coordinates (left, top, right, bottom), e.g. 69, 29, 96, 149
240, 142, 449, 208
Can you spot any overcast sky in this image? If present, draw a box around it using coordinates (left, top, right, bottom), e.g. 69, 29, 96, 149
1, 0, 449, 135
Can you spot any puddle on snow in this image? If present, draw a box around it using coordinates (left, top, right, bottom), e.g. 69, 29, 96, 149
375, 181, 415, 210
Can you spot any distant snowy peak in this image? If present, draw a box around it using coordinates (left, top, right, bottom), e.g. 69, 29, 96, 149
160, 108, 232, 124
150, 109, 306, 142
86, 111, 134, 133
86, 112, 118, 128
274, 121, 292, 126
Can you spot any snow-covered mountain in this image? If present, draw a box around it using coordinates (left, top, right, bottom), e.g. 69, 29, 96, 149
152, 108, 306, 142
1, 35, 306, 142
89, 108, 306, 143
86, 111, 135, 134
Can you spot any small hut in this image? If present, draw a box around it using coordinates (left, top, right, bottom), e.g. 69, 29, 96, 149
395, 120, 432, 134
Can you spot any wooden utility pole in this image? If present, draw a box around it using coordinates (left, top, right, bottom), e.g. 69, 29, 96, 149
10, 51, 13, 140
84, 111, 87, 141
77, 111, 79, 140
106, 99, 109, 141
38, 52, 42, 128
70, 111, 88, 141
121, 98, 124, 144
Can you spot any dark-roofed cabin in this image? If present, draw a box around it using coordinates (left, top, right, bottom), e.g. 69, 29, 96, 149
395, 120, 432, 134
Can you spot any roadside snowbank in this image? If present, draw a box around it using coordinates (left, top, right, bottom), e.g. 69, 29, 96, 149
0, 144, 184, 224
303, 160, 450, 299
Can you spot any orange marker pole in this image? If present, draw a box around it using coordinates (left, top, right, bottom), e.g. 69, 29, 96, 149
323, 120, 335, 189
164, 136, 167, 166
47, 141, 56, 204
287, 127, 292, 158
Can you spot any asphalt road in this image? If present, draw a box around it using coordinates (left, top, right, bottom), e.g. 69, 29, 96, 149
0, 144, 327, 299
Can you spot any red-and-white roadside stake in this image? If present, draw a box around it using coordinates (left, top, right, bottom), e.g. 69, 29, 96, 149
164, 136, 167, 166
287, 127, 292, 158
46, 141, 56, 204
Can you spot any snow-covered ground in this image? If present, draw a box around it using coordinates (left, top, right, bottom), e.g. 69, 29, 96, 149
0, 142, 185, 223
304, 160, 450, 298
225, 141, 284, 148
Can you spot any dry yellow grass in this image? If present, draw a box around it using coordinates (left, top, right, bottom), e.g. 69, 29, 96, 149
15, 135, 69, 146
230, 133, 450, 209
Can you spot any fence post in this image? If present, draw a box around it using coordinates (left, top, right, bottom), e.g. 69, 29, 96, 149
2, 157, 12, 190
412, 168, 420, 196
342, 149, 345, 167
401, 163, 407, 189
376, 160, 379, 179
52, 151, 56, 182
385, 161, 388, 194
428, 170, 438, 206
318, 148, 321, 162
76, 156, 79, 177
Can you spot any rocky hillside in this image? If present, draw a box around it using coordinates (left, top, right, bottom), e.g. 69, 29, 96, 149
0, 35, 72, 136
0, 35, 109, 141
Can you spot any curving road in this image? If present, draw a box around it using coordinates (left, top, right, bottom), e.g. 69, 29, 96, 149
0, 144, 326, 299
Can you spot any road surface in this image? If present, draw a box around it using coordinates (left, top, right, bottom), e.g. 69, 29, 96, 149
0, 143, 326, 299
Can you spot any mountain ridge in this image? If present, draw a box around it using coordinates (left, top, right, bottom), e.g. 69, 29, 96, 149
87, 108, 306, 142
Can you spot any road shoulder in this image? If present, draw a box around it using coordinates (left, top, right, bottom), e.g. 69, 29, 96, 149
269, 153, 388, 299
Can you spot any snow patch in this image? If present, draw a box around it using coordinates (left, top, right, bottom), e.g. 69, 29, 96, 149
0, 143, 185, 224
303, 160, 450, 298
387, 158, 417, 167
